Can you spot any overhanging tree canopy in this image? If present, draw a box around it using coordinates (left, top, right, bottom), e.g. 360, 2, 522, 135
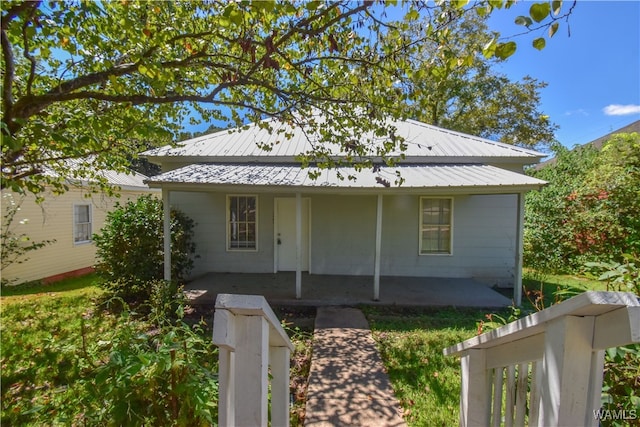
399, 10, 559, 149
1, 0, 574, 196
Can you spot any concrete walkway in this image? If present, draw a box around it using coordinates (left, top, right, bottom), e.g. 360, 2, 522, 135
305, 307, 407, 427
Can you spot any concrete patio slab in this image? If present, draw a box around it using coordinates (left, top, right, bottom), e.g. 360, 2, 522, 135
184, 272, 512, 308
304, 307, 407, 427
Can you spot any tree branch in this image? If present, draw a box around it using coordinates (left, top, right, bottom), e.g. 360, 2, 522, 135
22, 8, 37, 96
0, 0, 40, 31
1, 29, 15, 127
498, 1, 578, 42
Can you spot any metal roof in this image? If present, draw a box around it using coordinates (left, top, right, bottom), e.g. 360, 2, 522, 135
143, 118, 545, 164
146, 163, 546, 192
41, 159, 150, 189
98, 169, 150, 189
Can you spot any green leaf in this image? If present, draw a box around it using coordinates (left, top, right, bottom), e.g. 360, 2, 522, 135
305, 1, 323, 11
532, 37, 546, 50
495, 41, 517, 59
452, 0, 470, 9
548, 22, 559, 38
405, 9, 420, 21
228, 9, 243, 25
552, 0, 562, 16
138, 64, 155, 78
482, 38, 497, 59
515, 15, 533, 27
529, 2, 551, 23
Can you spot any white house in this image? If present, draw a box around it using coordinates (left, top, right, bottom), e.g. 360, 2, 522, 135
143, 117, 546, 305
1, 169, 154, 285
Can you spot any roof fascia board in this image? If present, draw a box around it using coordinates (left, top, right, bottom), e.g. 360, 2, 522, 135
63, 178, 150, 191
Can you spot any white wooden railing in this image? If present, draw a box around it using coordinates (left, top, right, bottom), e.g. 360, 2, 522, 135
444, 291, 640, 427
212, 294, 294, 427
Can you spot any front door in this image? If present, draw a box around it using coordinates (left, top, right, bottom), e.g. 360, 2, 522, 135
275, 198, 310, 271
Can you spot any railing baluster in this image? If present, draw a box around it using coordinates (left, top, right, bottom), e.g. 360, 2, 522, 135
491, 367, 504, 427
514, 362, 528, 425
504, 365, 516, 427
529, 360, 542, 427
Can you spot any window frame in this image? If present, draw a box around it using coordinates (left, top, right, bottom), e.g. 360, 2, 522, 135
73, 203, 92, 245
226, 194, 258, 252
419, 197, 453, 256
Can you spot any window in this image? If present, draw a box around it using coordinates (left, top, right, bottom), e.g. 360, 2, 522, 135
420, 198, 452, 254
228, 195, 257, 250
74, 204, 92, 244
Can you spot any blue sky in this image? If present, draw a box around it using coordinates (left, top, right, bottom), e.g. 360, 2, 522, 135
185, 1, 639, 150
487, 1, 640, 150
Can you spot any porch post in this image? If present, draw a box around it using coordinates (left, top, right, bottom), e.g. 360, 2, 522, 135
373, 194, 383, 301
162, 188, 172, 281
295, 192, 302, 299
514, 192, 525, 306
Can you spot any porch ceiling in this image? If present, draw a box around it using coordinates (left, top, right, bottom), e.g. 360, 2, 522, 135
146, 163, 546, 193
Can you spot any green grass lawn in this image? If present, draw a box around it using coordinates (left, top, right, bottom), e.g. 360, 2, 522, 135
0, 274, 112, 425
364, 272, 615, 427
1, 273, 102, 298
1, 275, 312, 426
364, 306, 489, 426
2, 272, 631, 426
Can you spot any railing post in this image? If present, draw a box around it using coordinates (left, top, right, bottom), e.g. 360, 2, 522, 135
235, 315, 270, 426
212, 294, 294, 427
460, 349, 491, 427
539, 315, 600, 427
213, 309, 236, 426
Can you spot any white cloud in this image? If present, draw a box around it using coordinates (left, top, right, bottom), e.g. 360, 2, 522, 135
564, 109, 589, 116
603, 104, 640, 116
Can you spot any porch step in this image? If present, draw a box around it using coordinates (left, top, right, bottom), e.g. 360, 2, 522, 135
304, 307, 407, 427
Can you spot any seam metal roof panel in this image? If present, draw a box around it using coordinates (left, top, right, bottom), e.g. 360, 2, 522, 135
146, 163, 546, 189
142, 118, 545, 161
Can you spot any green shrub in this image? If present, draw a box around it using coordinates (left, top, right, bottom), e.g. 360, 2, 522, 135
585, 255, 640, 425
94, 195, 196, 302
83, 307, 219, 426
525, 133, 640, 272
1, 283, 219, 426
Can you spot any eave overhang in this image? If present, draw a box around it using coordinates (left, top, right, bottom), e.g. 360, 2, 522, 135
145, 163, 546, 195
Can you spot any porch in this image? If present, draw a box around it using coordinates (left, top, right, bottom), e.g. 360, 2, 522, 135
184, 272, 513, 308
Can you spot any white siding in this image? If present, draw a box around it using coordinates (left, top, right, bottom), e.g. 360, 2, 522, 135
380, 194, 516, 285
173, 191, 517, 285
170, 191, 276, 276
310, 195, 377, 275
1, 188, 153, 285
